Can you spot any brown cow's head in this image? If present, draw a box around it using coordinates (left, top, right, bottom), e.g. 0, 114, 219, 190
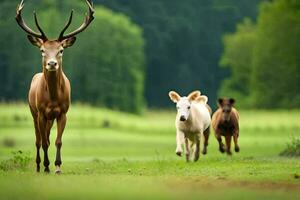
218, 98, 235, 122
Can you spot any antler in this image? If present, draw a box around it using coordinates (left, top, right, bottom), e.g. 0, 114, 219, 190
58, 0, 95, 41
15, 0, 47, 40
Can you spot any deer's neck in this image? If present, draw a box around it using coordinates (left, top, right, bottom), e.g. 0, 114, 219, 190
186, 109, 193, 124
43, 68, 64, 101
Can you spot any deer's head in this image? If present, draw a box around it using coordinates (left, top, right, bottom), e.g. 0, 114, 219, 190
169, 90, 208, 122
15, 0, 94, 72
218, 98, 235, 122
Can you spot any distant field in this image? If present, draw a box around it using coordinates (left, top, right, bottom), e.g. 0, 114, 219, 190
0, 103, 299, 200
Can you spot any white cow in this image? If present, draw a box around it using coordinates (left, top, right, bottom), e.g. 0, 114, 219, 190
169, 91, 212, 162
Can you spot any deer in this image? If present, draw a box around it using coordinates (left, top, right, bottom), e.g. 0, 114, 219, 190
15, 0, 94, 173
212, 98, 240, 155
169, 91, 212, 162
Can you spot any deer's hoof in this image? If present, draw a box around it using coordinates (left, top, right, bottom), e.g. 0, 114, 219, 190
55, 170, 62, 175
176, 151, 182, 157
194, 156, 199, 162
219, 147, 225, 153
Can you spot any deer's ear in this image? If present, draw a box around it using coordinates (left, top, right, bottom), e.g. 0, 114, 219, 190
229, 98, 235, 105
218, 98, 224, 107
61, 37, 76, 48
27, 35, 43, 47
195, 95, 208, 104
187, 90, 201, 101
169, 91, 181, 103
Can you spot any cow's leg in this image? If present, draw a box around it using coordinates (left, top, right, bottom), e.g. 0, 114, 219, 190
233, 130, 240, 152
215, 131, 225, 153
202, 127, 210, 155
175, 130, 185, 156
55, 114, 66, 174
194, 134, 200, 162
225, 135, 232, 155
185, 138, 190, 162
38, 114, 50, 173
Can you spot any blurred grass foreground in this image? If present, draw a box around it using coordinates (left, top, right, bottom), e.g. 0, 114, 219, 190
0, 103, 300, 199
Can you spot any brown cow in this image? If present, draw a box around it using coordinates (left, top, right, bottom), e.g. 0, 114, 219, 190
212, 98, 240, 155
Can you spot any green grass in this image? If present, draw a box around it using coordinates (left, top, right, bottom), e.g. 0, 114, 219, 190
0, 103, 299, 200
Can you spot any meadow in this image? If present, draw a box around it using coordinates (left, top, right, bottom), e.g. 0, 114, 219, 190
0, 103, 299, 200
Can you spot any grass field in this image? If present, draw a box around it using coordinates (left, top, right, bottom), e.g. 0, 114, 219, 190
0, 103, 299, 200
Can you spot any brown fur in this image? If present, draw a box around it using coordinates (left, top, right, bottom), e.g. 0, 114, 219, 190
28, 41, 71, 173
212, 98, 240, 155
15, 0, 94, 173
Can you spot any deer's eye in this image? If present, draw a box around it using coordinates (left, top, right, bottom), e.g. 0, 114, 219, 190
188, 106, 191, 109
59, 50, 64, 54
40, 49, 45, 56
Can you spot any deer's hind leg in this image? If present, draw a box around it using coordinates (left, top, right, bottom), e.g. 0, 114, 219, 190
202, 127, 210, 155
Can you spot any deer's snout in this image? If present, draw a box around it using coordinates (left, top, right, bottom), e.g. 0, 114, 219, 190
180, 115, 186, 121
46, 60, 58, 71
48, 61, 57, 67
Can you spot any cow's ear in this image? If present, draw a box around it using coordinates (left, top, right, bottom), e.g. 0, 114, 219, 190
229, 98, 235, 105
187, 90, 201, 101
169, 91, 181, 103
217, 98, 224, 107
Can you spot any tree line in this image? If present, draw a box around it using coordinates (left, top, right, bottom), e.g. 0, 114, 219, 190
220, 0, 300, 108
1, 0, 298, 112
94, 0, 262, 108
0, 0, 145, 113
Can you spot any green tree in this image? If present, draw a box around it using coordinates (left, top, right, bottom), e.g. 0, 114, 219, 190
0, 0, 145, 113
0, 0, 263, 109
251, 0, 300, 108
219, 18, 256, 107
67, 6, 145, 113
94, 0, 262, 107
219, 0, 300, 109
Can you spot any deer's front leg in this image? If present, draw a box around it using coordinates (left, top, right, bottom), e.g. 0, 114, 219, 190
55, 113, 67, 174
175, 130, 185, 156
185, 138, 190, 162
38, 113, 50, 173
194, 134, 201, 162
225, 135, 232, 155
233, 129, 240, 153
215, 130, 225, 153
